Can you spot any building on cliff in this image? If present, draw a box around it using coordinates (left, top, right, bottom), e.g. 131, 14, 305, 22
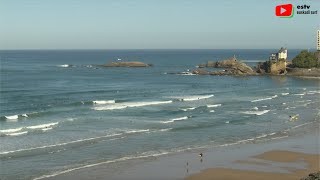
263, 47, 288, 74
269, 47, 287, 62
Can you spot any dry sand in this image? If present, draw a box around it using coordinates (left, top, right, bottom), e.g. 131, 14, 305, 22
186, 150, 320, 180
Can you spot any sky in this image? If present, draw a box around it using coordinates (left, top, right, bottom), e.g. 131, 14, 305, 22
0, 0, 319, 49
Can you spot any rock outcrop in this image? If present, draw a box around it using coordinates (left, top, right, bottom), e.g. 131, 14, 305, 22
198, 56, 238, 68
192, 69, 210, 75
101, 61, 152, 67
194, 56, 256, 76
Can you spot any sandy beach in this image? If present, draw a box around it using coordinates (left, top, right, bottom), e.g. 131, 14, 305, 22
186, 150, 319, 180
39, 123, 319, 180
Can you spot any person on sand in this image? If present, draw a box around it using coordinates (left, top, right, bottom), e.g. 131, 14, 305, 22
199, 153, 203, 163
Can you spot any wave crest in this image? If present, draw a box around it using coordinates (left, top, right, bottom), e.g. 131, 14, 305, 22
161, 116, 190, 124
241, 110, 270, 115
93, 100, 173, 111
251, 95, 278, 102
169, 94, 214, 101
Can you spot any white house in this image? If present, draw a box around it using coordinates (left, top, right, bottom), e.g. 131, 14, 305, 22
277, 47, 287, 60
269, 47, 287, 61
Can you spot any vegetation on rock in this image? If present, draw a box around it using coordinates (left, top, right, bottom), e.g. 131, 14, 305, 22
292, 50, 319, 68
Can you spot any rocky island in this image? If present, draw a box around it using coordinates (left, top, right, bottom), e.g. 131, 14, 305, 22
194, 56, 256, 75
100, 61, 152, 67
191, 49, 320, 77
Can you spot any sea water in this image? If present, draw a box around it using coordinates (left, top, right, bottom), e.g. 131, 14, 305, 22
0, 49, 319, 179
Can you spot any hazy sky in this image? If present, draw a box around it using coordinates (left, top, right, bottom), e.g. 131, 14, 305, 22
0, 0, 319, 49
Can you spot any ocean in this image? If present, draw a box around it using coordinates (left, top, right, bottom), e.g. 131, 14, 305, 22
0, 49, 319, 180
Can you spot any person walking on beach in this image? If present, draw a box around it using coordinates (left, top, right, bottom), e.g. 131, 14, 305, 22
199, 153, 203, 163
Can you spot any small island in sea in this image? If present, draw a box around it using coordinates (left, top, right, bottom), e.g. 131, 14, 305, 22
100, 61, 152, 67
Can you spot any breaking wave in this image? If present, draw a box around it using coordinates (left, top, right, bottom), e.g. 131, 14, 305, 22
57, 64, 72, 68
0, 122, 59, 137
170, 94, 214, 101
161, 116, 190, 124
207, 104, 222, 108
241, 110, 270, 115
1, 112, 41, 121
181, 107, 196, 111
251, 95, 278, 102
6, 131, 28, 136
0, 128, 161, 155
26, 122, 59, 130
93, 100, 173, 111
4, 115, 19, 120
0, 128, 22, 133
294, 93, 305, 96
92, 100, 116, 104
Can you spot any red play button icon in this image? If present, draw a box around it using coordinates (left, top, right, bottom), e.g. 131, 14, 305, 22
275, 4, 294, 17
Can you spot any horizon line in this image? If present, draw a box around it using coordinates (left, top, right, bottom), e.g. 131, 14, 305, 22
0, 48, 312, 51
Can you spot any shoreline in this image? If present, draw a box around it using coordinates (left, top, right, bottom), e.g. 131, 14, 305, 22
186, 150, 319, 180
41, 121, 319, 180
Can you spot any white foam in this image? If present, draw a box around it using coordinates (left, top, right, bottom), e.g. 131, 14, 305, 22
256, 134, 268, 139
207, 104, 221, 108
33, 151, 169, 180
58, 64, 72, 68
291, 122, 312, 129
218, 142, 240, 147
241, 110, 270, 116
281, 93, 289, 96
268, 132, 276, 136
93, 104, 127, 110
237, 138, 255, 143
158, 128, 172, 132
5, 115, 18, 120
125, 129, 150, 134
6, 131, 28, 136
271, 136, 288, 140
308, 90, 320, 94
26, 122, 59, 130
251, 95, 278, 102
42, 127, 53, 131
161, 116, 189, 124
170, 94, 214, 101
209, 110, 215, 113
252, 107, 259, 110
172, 116, 189, 121
93, 100, 173, 111
225, 121, 230, 124
294, 93, 305, 96
93, 100, 115, 104
21, 114, 28, 117
181, 107, 196, 111
0, 128, 22, 133
0, 133, 122, 155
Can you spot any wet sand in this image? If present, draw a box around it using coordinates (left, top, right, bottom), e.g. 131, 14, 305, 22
186, 150, 320, 180
43, 127, 319, 180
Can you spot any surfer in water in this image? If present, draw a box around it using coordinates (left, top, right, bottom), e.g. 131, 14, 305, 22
289, 114, 299, 122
